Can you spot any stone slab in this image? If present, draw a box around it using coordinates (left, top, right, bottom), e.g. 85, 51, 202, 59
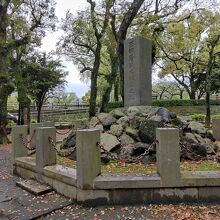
16, 179, 53, 196
43, 165, 77, 186
181, 171, 220, 186
94, 174, 161, 189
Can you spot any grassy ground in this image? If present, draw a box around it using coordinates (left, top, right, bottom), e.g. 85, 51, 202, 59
166, 105, 220, 116
57, 155, 220, 175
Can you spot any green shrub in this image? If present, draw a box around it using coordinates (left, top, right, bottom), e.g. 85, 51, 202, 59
107, 99, 220, 109
192, 114, 206, 122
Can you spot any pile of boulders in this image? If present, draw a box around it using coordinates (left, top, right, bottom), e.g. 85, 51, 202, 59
61, 106, 219, 163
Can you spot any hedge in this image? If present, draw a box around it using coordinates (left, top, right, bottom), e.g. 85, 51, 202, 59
107, 99, 220, 109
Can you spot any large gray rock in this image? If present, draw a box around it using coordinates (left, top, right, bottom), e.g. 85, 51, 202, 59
120, 134, 135, 145
138, 119, 163, 144
98, 113, 117, 127
61, 131, 76, 149
155, 107, 172, 122
126, 106, 158, 117
116, 116, 129, 127
129, 116, 142, 129
89, 117, 99, 128
125, 127, 139, 141
110, 124, 124, 137
184, 132, 198, 144
94, 124, 104, 132
119, 146, 134, 159
101, 133, 120, 152
188, 121, 206, 135
110, 109, 126, 119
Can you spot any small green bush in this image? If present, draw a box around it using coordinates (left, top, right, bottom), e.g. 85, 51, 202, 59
192, 114, 206, 122
107, 99, 220, 109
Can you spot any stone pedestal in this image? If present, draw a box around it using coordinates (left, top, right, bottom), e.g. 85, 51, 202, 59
12, 125, 28, 163
156, 128, 180, 186
124, 36, 152, 106
212, 118, 220, 141
76, 129, 101, 189
29, 123, 42, 149
36, 127, 56, 173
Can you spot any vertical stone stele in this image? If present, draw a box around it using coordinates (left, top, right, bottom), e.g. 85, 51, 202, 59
124, 36, 152, 107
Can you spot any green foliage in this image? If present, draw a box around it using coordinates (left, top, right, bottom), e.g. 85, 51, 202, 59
152, 99, 220, 107
192, 114, 206, 122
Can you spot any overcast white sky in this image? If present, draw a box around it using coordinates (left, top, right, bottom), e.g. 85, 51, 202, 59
40, 0, 89, 98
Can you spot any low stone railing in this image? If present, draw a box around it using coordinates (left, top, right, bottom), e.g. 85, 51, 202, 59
12, 119, 220, 205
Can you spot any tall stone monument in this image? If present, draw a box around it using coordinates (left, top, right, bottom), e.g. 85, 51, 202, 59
124, 36, 152, 106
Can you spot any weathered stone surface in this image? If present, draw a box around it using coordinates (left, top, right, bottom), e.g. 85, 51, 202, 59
110, 124, 124, 137
184, 132, 198, 144
125, 127, 139, 141
148, 115, 163, 123
189, 121, 206, 134
132, 142, 150, 156
126, 106, 158, 117
98, 113, 117, 127
89, 117, 99, 128
124, 37, 152, 107
61, 131, 76, 149
120, 134, 135, 145
101, 133, 120, 151
94, 124, 104, 132
155, 108, 172, 122
120, 146, 134, 158
138, 120, 162, 144
110, 109, 126, 119
190, 144, 207, 157
129, 116, 141, 129
212, 118, 220, 140
116, 116, 129, 127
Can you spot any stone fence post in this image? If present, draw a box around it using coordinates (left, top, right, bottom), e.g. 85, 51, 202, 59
212, 118, 220, 141
156, 128, 181, 187
12, 125, 28, 163
36, 127, 56, 173
76, 129, 101, 189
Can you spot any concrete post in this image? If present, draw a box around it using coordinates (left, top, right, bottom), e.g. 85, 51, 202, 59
212, 118, 220, 141
76, 129, 101, 189
124, 36, 152, 106
156, 128, 180, 186
36, 127, 56, 173
12, 125, 28, 163
29, 123, 42, 149
42, 121, 55, 127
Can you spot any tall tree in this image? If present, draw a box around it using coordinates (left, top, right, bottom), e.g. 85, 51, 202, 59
157, 10, 220, 100
23, 52, 67, 122
0, 0, 56, 143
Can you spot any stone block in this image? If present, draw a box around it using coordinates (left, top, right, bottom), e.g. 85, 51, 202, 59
212, 118, 220, 141
36, 127, 56, 173
12, 125, 28, 163
124, 36, 152, 106
156, 128, 181, 186
76, 129, 101, 189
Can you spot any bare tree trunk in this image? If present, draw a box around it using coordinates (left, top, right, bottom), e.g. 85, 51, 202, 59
89, 43, 102, 117
100, 49, 118, 112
